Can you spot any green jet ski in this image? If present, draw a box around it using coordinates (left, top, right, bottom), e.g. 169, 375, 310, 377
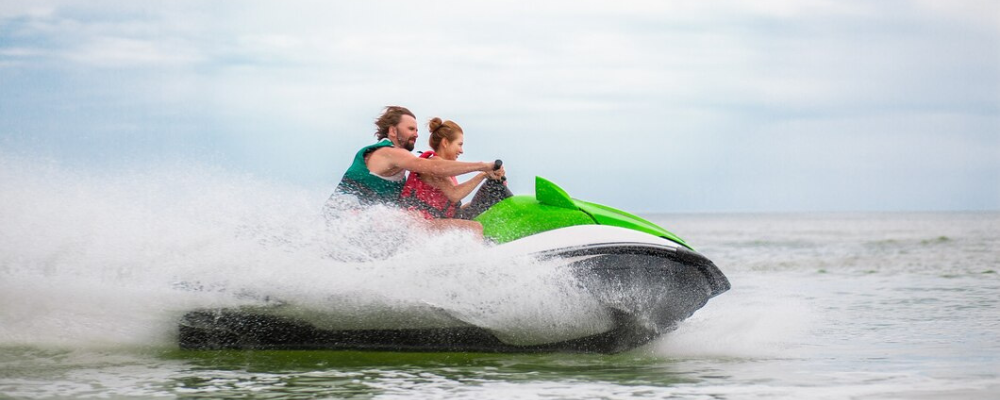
178, 177, 729, 354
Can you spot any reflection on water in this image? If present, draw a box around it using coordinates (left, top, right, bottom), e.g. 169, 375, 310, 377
166, 350, 696, 399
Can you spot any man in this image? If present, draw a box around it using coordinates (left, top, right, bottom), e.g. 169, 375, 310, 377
335, 106, 497, 207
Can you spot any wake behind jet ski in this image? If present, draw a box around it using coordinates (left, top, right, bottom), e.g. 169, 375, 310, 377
178, 177, 729, 354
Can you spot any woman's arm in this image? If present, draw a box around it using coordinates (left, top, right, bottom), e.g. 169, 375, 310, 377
422, 171, 489, 203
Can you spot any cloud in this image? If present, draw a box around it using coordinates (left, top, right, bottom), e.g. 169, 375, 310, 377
61, 36, 202, 67
913, 0, 1000, 33
0, 3, 55, 19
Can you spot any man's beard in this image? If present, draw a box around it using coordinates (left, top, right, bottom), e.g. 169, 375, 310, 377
402, 137, 415, 151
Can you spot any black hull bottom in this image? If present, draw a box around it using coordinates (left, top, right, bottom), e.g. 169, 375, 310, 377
179, 308, 657, 354
178, 244, 729, 354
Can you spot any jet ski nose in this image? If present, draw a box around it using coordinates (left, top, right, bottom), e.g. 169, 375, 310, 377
674, 247, 731, 297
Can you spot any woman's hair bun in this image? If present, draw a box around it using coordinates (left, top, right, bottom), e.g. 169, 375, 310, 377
428, 117, 443, 134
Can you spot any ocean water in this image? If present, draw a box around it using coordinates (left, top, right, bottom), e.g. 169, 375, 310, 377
1, 157, 998, 399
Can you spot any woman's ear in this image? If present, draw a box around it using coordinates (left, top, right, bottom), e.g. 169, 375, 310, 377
439, 137, 451, 149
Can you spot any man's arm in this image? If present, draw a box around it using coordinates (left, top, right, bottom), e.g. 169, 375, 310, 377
373, 147, 493, 177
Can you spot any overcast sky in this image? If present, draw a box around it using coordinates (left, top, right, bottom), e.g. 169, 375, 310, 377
1, 0, 997, 212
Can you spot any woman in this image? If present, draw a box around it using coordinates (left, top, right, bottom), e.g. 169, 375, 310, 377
400, 118, 511, 235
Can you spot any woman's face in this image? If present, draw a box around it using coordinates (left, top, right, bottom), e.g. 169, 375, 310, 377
439, 132, 464, 161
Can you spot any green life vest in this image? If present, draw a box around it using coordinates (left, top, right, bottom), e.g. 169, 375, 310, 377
335, 139, 407, 206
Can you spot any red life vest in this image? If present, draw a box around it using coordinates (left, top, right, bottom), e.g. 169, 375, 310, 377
400, 151, 460, 219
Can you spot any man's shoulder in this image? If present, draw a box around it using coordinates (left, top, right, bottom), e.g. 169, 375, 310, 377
370, 145, 411, 159
366, 145, 414, 173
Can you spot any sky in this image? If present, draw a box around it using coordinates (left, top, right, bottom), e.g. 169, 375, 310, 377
1, 0, 998, 213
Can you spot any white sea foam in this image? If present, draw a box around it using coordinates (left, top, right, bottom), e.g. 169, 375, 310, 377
651, 271, 816, 359
0, 154, 612, 348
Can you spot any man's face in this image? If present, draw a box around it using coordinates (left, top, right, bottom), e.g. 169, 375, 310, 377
392, 115, 419, 151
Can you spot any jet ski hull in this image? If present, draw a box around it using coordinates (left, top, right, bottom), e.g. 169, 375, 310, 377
178, 226, 729, 354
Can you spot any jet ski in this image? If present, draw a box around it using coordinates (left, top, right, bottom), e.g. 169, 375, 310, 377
178, 177, 729, 354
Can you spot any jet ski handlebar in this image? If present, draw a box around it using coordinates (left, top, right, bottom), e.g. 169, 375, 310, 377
493, 159, 507, 182
494, 159, 503, 170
